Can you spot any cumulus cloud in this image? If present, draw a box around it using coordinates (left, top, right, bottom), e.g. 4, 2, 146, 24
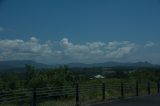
0, 37, 57, 62
144, 41, 158, 48
60, 38, 136, 62
0, 37, 137, 63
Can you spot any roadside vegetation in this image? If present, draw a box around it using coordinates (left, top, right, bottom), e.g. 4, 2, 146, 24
0, 65, 160, 106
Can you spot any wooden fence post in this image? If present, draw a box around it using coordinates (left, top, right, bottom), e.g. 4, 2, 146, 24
102, 83, 105, 101
147, 82, 150, 95
136, 81, 139, 96
121, 82, 124, 99
32, 88, 37, 106
75, 83, 79, 106
157, 81, 160, 94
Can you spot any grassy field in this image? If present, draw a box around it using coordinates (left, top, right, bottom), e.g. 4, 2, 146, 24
0, 79, 159, 106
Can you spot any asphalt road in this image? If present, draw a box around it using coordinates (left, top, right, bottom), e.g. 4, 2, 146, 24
91, 95, 160, 106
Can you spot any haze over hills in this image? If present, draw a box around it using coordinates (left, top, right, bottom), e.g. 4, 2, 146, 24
0, 60, 50, 72
67, 61, 156, 68
0, 60, 160, 72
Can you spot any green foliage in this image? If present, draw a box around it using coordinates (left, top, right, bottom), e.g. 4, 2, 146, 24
0, 64, 75, 90
0, 65, 160, 91
0, 66, 160, 106
131, 68, 160, 82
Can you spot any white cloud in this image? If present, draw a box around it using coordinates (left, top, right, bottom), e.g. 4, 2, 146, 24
60, 38, 136, 62
60, 38, 73, 48
0, 37, 137, 63
0, 26, 4, 32
0, 37, 56, 62
144, 41, 158, 48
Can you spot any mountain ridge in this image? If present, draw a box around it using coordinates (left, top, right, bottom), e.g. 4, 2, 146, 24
0, 60, 159, 72
67, 61, 158, 68
0, 60, 50, 71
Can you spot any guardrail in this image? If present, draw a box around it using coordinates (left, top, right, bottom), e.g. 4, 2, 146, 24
0, 81, 160, 106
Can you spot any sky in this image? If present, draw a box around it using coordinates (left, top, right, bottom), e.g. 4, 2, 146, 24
0, 0, 160, 64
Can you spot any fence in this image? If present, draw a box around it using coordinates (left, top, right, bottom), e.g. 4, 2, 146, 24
0, 81, 160, 106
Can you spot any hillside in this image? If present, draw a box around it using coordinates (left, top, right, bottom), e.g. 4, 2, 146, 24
0, 60, 159, 72
0, 60, 50, 72
67, 61, 158, 68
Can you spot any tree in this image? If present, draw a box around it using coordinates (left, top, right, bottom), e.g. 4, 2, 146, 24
25, 64, 36, 88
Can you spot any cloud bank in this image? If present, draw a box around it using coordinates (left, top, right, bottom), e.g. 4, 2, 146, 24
144, 41, 158, 48
0, 37, 137, 63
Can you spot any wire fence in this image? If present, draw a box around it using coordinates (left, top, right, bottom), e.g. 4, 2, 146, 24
0, 81, 160, 106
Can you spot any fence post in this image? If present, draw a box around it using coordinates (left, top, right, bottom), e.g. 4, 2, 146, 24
32, 88, 37, 106
157, 81, 160, 94
147, 82, 150, 95
75, 83, 79, 106
121, 82, 124, 99
102, 83, 105, 101
136, 81, 139, 96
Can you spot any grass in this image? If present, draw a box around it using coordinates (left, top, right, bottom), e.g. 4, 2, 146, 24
0, 81, 159, 106
0, 99, 76, 106
38, 100, 75, 106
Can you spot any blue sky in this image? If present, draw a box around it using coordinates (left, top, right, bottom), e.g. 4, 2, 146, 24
0, 0, 160, 64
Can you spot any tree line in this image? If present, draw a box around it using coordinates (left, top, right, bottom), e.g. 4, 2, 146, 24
0, 65, 160, 91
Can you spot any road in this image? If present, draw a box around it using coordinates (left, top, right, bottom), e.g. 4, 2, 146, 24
91, 95, 160, 106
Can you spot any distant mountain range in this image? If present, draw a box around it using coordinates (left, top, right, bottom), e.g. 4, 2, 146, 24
0, 60, 50, 72
67, 61, 159, 68
0, 60, 159, 72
